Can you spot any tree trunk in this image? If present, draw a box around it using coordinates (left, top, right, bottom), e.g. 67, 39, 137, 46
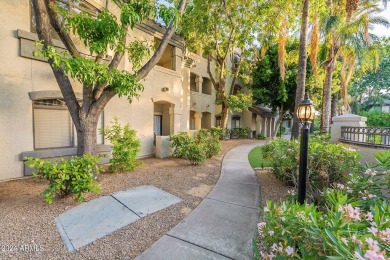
272, 110, 286, 138
77, 113, 99, 156
291, 0, 310, 140
220, 102, 229, 139
321, 66, 334, 133
331, 91, 339, 123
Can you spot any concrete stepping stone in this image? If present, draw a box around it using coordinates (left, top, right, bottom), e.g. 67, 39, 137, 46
111, 185, 182, 218
55, 185, 181, 252
166, 199, 259, 260
137, 235, 230, 260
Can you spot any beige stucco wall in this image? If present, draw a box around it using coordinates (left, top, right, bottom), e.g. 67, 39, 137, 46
0, 0, 191, 181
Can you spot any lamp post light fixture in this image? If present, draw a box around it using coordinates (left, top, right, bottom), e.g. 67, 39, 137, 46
296, 93, 315, 204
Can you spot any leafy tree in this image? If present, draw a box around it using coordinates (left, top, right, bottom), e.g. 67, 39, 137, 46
361, 110, 390, 127
180, 0, 262, 131
251, 43, 298, 138
31, 0, 186, 156
349, 37, 390, 110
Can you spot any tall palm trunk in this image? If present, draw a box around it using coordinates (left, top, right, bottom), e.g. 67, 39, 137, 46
291, 0, 310, 139
330, 91, 339, 123
321, 48, 337, 133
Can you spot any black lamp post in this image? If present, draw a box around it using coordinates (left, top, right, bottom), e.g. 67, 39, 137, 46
296, 93, 315, 204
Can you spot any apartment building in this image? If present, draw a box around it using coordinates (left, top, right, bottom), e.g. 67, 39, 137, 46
0, 0, 276, 181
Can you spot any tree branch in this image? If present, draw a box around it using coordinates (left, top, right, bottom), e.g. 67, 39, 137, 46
45, 0, 80, 57
32, 0, 81, 129
135, 0, 187, 81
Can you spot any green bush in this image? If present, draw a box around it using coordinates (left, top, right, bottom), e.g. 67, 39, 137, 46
256, 133, 266, 140
25, 154, 101, 204
102, 118, 142, 173
169, 131, 192, 158
210, 126, 223, 140
169, 129, 222, 165
374, 150, 390, 170
261, 139, 361, 202
239, 127, 251, 138
254, 167, 390, 259
187, 143, 207, 165
361, 110, 390, 127
224, 128, 231, 139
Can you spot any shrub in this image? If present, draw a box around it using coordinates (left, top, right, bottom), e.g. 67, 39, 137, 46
102, 118, 142, 173
169, 129, 222, 165
261, 139, 361, 202
224, 128, 231, 139
169, 131, 192, 158
210, 126, 223, 140
361, 110, 390, 127
25, 154, 101, 204
239, 127, 251, 138
256, 133, 266, 140
187, 143, 207, 165
254, 167, 390, 259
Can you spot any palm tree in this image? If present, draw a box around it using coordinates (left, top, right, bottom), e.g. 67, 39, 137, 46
320, 0, 389, 133
291, 0, 310, 140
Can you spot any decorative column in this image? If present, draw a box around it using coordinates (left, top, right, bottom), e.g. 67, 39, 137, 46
194, 112, 202, 130
331, 114, 367, 143
196, 77, 203, 93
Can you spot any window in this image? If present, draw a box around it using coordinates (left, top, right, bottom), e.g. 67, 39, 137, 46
190, 73, 198, 92
33, 99, 73, 149
155, 38, 175, 70
215, 116, 221, 127
33, 99, 104, 149
31, 0, 99, 38
202, 77, 212, 95
231, 116, 240, 128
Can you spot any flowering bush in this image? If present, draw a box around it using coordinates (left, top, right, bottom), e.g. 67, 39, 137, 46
254, 168, 390, 259
260, 139, 362, 203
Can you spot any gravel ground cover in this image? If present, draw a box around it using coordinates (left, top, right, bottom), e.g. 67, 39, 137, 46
0, 139, 260, 260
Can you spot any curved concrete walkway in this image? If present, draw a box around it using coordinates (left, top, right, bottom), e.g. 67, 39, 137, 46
137, 143, 261, 260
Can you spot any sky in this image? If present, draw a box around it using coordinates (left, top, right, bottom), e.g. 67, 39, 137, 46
372, 5, 390, 37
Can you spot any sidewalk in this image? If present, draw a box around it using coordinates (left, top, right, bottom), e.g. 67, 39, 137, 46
137, 143, 261, 260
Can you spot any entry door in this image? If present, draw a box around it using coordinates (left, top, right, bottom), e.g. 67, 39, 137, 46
154, 115, 162, 136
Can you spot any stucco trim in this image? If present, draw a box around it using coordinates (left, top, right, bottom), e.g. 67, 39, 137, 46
151, 96, 178, 105
28, 90, 83, 100
20, 145, 111, 160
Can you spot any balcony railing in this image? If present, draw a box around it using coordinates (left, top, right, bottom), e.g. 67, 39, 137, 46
340, 126, 390, 148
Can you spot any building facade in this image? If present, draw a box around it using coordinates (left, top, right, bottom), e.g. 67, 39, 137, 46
0, 0, 276, 181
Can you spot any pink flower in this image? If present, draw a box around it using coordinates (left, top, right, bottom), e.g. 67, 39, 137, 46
354, 251, 365, 260
268, 230, 274, 236
365, 238, 380, 252
379, 228, 390, 243
280, 217, 286, 222
341, 237, 348, 245
336, 183, 345, 189
364, 250, 386, 260
366, 212, 374, 221
352, 234, 363, 245
341, 204, 361, 221
257, 222, 266, 230
285, 246, 294, 256
368, 227, 378, 236
365, 169, 377, 176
